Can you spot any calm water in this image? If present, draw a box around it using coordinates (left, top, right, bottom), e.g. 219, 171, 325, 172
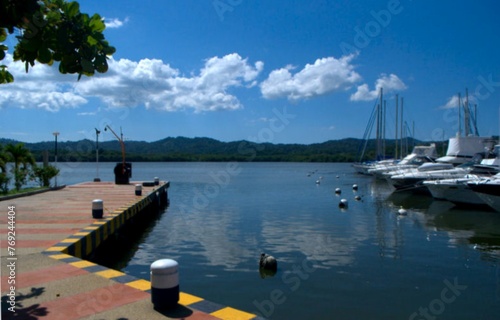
57, 162, 500, 319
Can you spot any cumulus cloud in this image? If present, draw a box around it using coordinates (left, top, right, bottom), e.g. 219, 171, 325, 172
260, 54, 361, 100
75, 53, 263, 112
439, 94, 477, 109
0, 54, 88, 112
350, 73, 407, 101
0, 53, 263, 113
104, 17, 129, 29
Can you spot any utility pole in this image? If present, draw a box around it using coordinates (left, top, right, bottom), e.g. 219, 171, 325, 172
94, 128, 101, 182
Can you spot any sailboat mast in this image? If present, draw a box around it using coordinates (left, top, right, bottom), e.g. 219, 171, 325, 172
465, 88, 470, 136
376, 88, 383, 159
458, 92, 462, 136
383, 99, 387, 159
395, 94, 399, 159
400, 97, 404, 157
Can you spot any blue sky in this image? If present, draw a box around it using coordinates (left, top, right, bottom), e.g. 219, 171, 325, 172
1, 0, 499, 144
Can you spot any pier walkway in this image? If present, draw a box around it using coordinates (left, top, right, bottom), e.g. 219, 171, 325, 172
0, 181, 261, 320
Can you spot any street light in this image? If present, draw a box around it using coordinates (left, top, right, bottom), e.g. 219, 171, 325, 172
94, 128, 101, 182
53, 131, 59, 187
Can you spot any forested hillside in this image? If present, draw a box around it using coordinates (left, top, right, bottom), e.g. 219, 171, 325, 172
0, 137, 442, 162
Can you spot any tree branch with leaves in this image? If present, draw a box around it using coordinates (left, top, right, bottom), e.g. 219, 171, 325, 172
0, 0, 116, 83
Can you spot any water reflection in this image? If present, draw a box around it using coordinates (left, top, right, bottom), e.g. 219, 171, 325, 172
383, 182, 500, 263
129, 206, 256, 271
111, 163, 500, 319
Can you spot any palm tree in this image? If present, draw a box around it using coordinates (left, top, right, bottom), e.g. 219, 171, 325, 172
0, 145, 10, 193
5, 143, 35, 191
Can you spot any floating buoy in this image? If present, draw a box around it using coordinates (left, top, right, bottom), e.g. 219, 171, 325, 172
335, 188, 341, 194
398, 206, 407, 216
352, 184, 358, 191
354, 195, 361, 201
316, 180, 321, 184
259, 253, 278, 272
339, 199, 348, 208
336, 175, 340, 179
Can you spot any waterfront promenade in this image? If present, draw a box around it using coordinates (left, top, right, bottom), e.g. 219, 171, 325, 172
0, 181, 261, 319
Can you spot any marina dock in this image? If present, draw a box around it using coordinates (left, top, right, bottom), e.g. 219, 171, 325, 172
0, 181, 262, 319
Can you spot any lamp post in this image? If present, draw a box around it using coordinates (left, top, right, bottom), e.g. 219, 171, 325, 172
94, 128, 101, 182
53, 131, 59, 187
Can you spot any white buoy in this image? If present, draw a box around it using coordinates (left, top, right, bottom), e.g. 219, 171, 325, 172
354, 195, 361, 201
398, 206, 407, 216
352, 184, 358, 191
316, 180, 321, 184
339, 199, 348, 208
335, 188, 341, 194
135, 184, 142, 196
151, 259, 179, 310
92, 199, 103, 219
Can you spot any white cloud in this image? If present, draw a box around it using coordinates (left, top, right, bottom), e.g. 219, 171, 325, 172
260, 54, 361, 100
104, 17, 129, 29
75, 53, 264, 112
439, 94, 478, 109
0, 54, 88, 112
0, 53, 263, 113
350, 73, 407, 101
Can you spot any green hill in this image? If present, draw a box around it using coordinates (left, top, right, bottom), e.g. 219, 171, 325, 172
0, 136, 441, 162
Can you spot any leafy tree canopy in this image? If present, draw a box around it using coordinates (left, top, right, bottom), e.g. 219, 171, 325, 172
0, 0, 116, 83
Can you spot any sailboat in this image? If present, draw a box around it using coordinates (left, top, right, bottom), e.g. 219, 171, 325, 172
352, 88, 394, 174
435, 90, 495, 165
386, 89, 496, 192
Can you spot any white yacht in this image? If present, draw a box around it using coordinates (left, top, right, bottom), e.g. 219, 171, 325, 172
436, 135, 495, 165
422, 145, 500, 205
468, 175, 500, 212
387, 162, 466, 191
423, 174, 486, 206
368, 144, 437, 179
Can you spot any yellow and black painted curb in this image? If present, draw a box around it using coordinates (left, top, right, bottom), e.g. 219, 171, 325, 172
45, 182, 168, 259
42, 181, 263, 320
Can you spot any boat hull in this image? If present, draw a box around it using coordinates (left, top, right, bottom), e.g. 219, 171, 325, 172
468, 182, 500, 212
424, 179, 485, 206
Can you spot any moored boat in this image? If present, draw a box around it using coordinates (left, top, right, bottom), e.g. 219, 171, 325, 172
368, 144, 437, 179
423, 175, 487, 206
467, 176, 500, 212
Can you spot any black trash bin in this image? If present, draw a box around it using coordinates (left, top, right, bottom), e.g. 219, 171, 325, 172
114, 162, 132, 184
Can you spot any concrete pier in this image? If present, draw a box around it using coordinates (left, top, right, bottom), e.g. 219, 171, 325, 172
1, 181, 262, 319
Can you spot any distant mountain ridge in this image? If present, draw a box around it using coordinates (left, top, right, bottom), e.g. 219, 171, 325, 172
0, 136, 434, 162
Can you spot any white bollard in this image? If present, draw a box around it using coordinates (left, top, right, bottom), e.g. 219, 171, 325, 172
151, 259, 179, 309
135, 184, 142, 196
154, 177, 160, 185
92, 199, 103, 219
